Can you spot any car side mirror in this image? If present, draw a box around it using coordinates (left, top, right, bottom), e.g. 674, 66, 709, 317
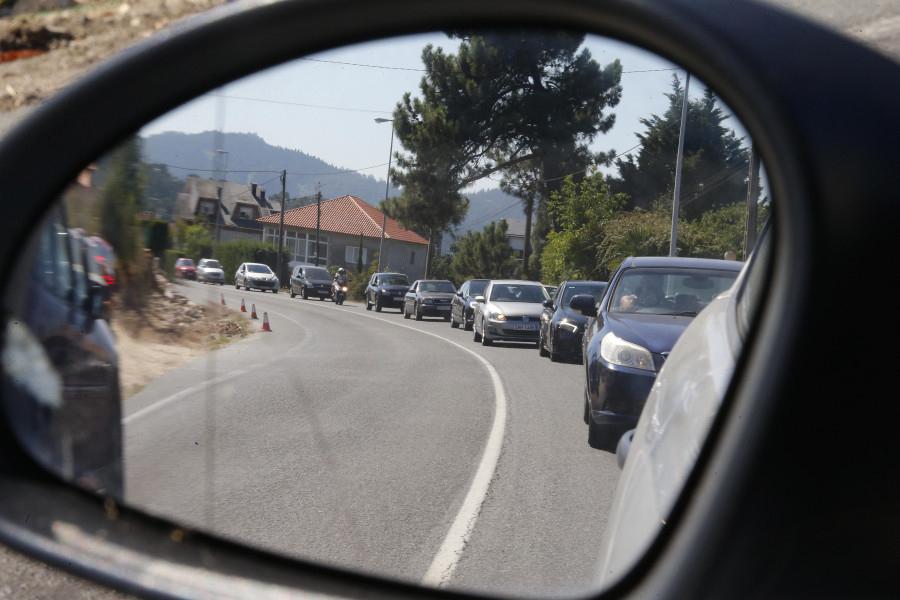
474, 296, 485, 303
542, 299, 553, 308
569, 294, 597, 317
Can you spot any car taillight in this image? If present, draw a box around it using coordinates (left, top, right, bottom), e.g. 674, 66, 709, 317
103, 275, 115, 286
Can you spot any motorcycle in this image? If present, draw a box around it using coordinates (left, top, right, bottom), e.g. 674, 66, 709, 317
332, 280, 348, 305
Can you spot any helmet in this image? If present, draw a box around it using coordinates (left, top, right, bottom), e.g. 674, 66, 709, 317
338, 268, 346, 274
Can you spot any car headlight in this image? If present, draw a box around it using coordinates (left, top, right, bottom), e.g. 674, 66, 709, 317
487, 310, 506, 321
599, 332, 656, 372
380, 288, 389, 294
559, 319, 580, 333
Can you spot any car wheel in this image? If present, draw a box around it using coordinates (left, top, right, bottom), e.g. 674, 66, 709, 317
245, 283, 250, 291
583, 393, 590, 424
235, 282, 240, 289
365, 297, 372, 310
450, 316, 460, 328
481, 331, 492, 346
273, 289, 278, 294
464, 319, 473, 331
549, 335, 559, 362
403, 303, 411, 319
415, 304, 423, 321
539, 330, 548, 357
473, 323, 482, 343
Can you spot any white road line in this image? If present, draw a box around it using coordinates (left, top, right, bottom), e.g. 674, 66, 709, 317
128, 291, 507, 585
122, 310, 311, 425
291, 299, 507, 587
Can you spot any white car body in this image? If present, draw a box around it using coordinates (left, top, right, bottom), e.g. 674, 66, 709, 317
196, 258, 225, 284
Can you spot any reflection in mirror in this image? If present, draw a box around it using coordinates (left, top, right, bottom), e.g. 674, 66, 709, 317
1, 29, 769, 598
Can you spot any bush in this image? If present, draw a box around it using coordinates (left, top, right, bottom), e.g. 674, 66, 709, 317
163, 249, 182, 280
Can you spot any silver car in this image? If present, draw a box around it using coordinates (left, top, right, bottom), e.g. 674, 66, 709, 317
234, 262, 279, 293
196, 258, 225, 285
472, 280, 549, 347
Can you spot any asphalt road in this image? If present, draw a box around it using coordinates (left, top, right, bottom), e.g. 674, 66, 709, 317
122, 282, 620, 598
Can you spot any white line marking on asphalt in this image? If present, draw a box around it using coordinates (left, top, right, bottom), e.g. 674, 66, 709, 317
128, 288, 506, 585
294, 299, 507, 587
122, 308, 311, 425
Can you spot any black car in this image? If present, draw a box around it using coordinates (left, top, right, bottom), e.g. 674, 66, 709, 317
449, 278, 489, 330
402, 279, 456, 320
575, 256, 742, 448
365, 272, 410, 312
4, 205, 122, 499
538, 280, 607, 362
289, 264, 333, 300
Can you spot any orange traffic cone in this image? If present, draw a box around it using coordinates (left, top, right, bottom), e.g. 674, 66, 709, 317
240, 298, 247, 312
251, 304, 258, 319
221, 293, 226, 306
261, 312, 272, 332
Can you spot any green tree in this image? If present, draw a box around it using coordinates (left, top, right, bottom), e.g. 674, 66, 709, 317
181, 222, 214, 262
391, 31, 623, 276
540, 172, 627, 283
450, 220, 518, 280
609, 76, 748, 220
98, 136, 145, 265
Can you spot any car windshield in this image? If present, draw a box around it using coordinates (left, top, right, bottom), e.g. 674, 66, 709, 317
419, 281, 455, 293
561, 283, 607, 307
383, 275, 409, 285
489, 284, 547, 303
202, 260, 221, 269
247, 264, 272, 274
179, 259, 194, 266
609, 268, 739, 315
305, 267, 331, 279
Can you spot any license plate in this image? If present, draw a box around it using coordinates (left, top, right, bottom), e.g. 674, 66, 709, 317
437, 305, 450, 310
515, 324, 535, 331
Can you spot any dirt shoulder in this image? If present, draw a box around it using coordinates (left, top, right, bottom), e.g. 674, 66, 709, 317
111, 267, 252, 399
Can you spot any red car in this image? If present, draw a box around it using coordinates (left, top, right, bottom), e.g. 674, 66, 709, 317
174, 257, 196, 280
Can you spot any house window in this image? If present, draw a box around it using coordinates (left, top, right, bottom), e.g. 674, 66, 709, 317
345, 246, 367, 264
238, 207, 253, 219
264, 229, 328, 265
199, 201, 216, 215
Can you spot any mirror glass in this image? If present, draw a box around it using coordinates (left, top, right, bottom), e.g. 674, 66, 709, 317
1, 29, 769, 598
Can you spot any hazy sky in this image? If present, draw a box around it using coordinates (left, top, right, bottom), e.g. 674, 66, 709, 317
141, 31, 749, 193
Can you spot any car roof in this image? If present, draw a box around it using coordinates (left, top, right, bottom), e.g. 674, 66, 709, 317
487, 279, 544, 285
617, 256, 744, 271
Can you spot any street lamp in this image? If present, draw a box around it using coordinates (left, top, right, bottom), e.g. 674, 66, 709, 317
375, 118, 393, 271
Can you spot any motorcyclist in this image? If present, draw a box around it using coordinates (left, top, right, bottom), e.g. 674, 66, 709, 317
332, 267, 348, 296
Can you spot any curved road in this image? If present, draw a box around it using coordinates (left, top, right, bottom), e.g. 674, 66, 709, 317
123, 282, 620, 598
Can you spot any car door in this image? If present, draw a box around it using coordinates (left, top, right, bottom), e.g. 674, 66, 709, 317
404, 280, 418, 314
452, 281, 468, 324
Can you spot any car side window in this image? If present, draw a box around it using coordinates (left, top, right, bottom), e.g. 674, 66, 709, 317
35, 213, 74, 301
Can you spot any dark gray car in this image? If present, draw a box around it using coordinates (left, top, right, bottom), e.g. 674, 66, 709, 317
402, 279, 456, 321
290, 265, 333, 300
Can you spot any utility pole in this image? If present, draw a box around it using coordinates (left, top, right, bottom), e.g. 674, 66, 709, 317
670, 72, 690, 257
277, 170, 286, 282
315, 182, 322, 266
743, 145, 760, 258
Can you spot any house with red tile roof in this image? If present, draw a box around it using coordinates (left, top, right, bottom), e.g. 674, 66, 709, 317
257, 195, 429, 279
